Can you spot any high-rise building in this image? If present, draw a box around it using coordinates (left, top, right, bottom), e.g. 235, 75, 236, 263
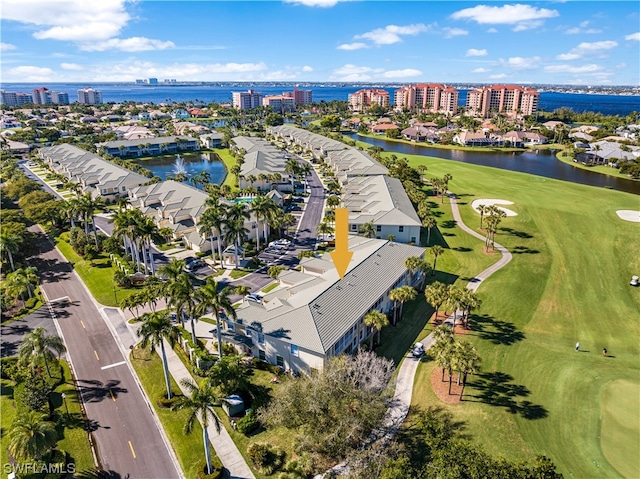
51, 91, 69, 105
348, 89, 390, 112
32, 87, 53, 105
394, 83, 458, 115
0, 90, 33, 106
77, 87, 103, 104
466, 85, 539, 117
232, 89, 263, 110
148, 78, 159, 85
292, 87, 312, 105
263, 95, 296, 113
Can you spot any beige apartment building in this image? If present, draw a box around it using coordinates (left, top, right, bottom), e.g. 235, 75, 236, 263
348, 89, 390, 112
394, 83, 459, 115
466, 84, 539, 117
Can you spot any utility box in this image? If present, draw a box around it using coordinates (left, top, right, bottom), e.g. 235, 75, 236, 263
222, 394, 245, 417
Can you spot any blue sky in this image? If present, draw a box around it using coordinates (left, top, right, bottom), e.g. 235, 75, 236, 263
1, 1, 639, 85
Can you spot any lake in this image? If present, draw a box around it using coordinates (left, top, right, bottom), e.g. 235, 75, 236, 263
131, 152, 226, 187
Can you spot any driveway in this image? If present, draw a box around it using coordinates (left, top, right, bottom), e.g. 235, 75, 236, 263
0, 306, 59, 358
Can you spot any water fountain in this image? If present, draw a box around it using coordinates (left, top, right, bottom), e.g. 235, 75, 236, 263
171, 154, 187, 176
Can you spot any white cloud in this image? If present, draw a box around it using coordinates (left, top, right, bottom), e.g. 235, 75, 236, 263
471, 67, 490, 73
60, 62, 83, 71
442, 27, 468, 38
625, 32, 640, 41
355, 24, 430, 45
504, 56, 541, 69
544, 64, 602, 73
80, 37, 175, 52
2, 0, 129, 42
487, 28, 498, 33
556, 40, 617, 60
0, 43, 17, 51
565, 20, 601, 34
302, 65, 314, 72
466, 48, 488, 57
490, 73, 508, 79
451, 4, 559, 31
381, 69, 422, 78
283, 0, 345, 7
5, 65, 55, 82
337, 42, 369, 51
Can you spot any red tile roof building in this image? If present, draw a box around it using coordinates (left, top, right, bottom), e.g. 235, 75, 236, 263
466, 85, 539, 118
394, 83, 459, 115
348, 89, 390, 112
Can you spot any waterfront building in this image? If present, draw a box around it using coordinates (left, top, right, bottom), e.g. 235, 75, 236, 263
96, 135, 200, 158
232, 89, 263, 110
38, 144, 147, 200
466, 85, 539, 117
348, 89, 390, 112
32, 87, 53, 105
394, 84, 459, 115
230, 136, 292, 192
262, 95, 296, 113
231, 236, 425, 370
148, 78, 158, 85
77, 87, 103, 105
0, 90, 33, 106
281, 86, 313, 105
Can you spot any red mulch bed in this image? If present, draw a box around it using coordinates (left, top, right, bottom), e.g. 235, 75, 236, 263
430, 366, 463, 404
429, 311, 469, 335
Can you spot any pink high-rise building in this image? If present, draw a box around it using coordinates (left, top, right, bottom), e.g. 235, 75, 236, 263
394, 84, 459, 115
232, 89, 263, 110
466, 85, 539, 117
348, 89, 390, 112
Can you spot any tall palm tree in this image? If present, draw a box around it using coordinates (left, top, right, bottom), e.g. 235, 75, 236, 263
200, 195, 227, 269
4, 268, 36, 307
316, 221, 334, 240
250, 196, 268, 251
424, 281, 449, 326
137, 312, 178, 399
477, 204, 487, 229
388, 285, 416, 326
137, 216, 160, 275
168, 273, 199, 344
75, 193, 105, 248
18, 327, 66, 378
326, 195, 341, 210
285, 157, 299, 192
171, 379, 221, 475
422, 215, 437, 246
223, 218, 248, 270
459, 289, 482, 330
454, 341, 481, 399
8, 411, 58, 462
430, 245, 444, 275
359, 220, 376, 239
364, 309, 389, 348
194, 278, 237, 359
0, 232, 20, 271
430, 324, 455, 383
445, 284, 464, 330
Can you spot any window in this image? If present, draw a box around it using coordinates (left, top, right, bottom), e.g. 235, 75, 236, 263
291, 344, 299, 357
226, 320, 235, 332
276, 355, 284, 368
258, 332, 265, 345
351, 224, 357, 231
376, 225, 382, 232
258, 349, 266, 361
121, 186, 126, 191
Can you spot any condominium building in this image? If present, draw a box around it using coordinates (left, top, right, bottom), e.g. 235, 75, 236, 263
282, 87, 313, 105
0, 90, 34, 106
348, 89, 390, 112
230, 136, 291, 192
466, 85, 539, 117
232, 89, 263, 110
96, 136, 200, 158
51, 91, 70, 105
394, 83, 458, 115
30, 87, 70, 105
262, 95, 296, 113
77, 87, 103, 105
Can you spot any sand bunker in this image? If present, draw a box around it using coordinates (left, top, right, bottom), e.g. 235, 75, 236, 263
471, 199, 518, 217
616, 210, 640, 223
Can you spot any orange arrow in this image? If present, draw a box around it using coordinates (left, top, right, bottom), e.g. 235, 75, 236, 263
330, 208, 353, 279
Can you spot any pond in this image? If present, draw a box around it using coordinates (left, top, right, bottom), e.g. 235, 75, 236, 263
345, 133, 640, 195
131, 152, 226, 188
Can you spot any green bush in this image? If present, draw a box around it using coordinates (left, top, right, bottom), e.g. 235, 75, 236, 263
194, 458, 224, 479
237, 409, 260, 435
0, 357, 19, 379
156, 392, 182, 408
247, 443, 286, 475
25, 297, 38, 309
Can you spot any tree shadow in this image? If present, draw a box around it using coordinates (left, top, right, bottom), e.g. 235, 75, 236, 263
440, 220, 457, 229
471, 314, 525, 345
499, 227, 533, 239
73, 469, 127, 479
452, 247, 472, 252
465, 371, 548, 420
76, 379, 128, 403
511, 245, 540, 255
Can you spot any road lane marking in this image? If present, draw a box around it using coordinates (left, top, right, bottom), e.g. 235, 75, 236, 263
110, 389, 116, 401
80, 321, 86, 329
49, 296, 69, 303
101, 361, 126, 371
128, 440, 136, 458
94, 350, 100, 361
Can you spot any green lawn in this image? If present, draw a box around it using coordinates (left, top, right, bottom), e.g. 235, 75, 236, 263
393, 152, 640, 479
54, 232, 140, 307
130, 346, 212, 479
260, 282, 278, 294
213, 148, 239, 191
555, 150, 639, 181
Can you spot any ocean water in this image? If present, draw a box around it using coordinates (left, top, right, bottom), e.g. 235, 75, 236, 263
2, 83, 639, 116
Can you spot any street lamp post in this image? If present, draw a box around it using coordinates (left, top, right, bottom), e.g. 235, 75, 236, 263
113, 285, 118, 304
61, 393, 69, 418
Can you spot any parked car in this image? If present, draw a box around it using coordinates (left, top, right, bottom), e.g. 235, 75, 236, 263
411, 342, 425, 358
185, 259, 206, 271
245, 293, 264, 304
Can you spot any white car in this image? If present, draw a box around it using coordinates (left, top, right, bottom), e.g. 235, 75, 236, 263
245, 293, 264, 304
411, 342, 425, 358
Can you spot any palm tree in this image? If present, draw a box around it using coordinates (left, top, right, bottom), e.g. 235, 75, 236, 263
200, 195, 227, 269
4, 268, 37, 307
316, 221, 334, 240
430, 245, 444, 275
18, 327, 66, 378
477, 204, 487, 229
422, 215, 437, 246
359, 220, 376, 239
453, 340, 481, 399
194, 278, 237, 359
445, 284, 464, 330
430, 324, 455, 383
0, 232, 20, 271
8, 411, 58, 462
137, 216, 160, 275
250, 196, 278, 251
171, 379, 221, 475
424, 281, 449, 326
285, 157, 299, 192
75, 193, 105, 247
225, 202, 250, 268
364, 309, 389, 348
137, 312, 178, 399
459, 289, 482, 330
389, 285, 416, 326
168, 273, 199, 344
326, 195, 341, 210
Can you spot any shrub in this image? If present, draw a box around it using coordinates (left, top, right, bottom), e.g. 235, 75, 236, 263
102, 236, 123, 255
194, 458, 224, 479
237, 409, 260, 435
25, 297, 38, 309
14, 375, 53, 412
0, 357, 19, 380
156, 392, 182, 409
247, 443, 286, 475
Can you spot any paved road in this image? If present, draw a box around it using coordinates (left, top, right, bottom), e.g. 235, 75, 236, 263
1, 306, 59, 358
29, 226, 182, 478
